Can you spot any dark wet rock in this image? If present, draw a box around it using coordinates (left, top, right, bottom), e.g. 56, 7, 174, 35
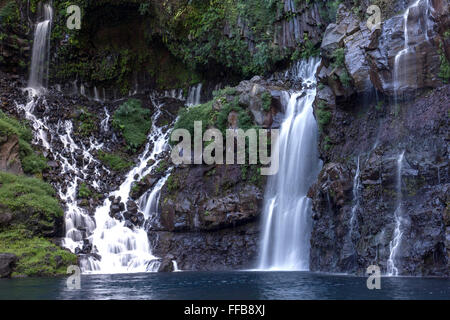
155, 164, 264, 232
149, 222, 259, 271
157, 256, 175, 272
0, 253, 18, 278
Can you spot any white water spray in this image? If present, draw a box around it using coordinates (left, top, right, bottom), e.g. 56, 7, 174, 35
83, 102, 173, 274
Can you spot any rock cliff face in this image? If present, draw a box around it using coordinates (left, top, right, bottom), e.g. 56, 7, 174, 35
309, 2, 449, 276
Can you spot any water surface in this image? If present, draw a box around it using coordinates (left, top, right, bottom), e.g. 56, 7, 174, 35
0, 272, 449, 300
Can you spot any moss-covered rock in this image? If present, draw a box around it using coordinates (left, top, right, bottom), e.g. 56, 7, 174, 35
0, 227, 77, 277
0, 171, 63, 237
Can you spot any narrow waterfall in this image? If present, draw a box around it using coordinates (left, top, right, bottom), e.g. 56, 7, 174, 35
258, 58, 321, 271
393, 0, 433, 100
349, 156, 361, 236
387, 152, 405, 276
186, 83, 203, 106
83, 102, 172, 273
28, 3, 53, 91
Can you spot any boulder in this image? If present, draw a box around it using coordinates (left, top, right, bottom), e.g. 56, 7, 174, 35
0, 134, 23, 174
0, 253, 18, 278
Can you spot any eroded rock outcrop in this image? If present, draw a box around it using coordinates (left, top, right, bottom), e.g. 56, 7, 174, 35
310, 81, 449, 276
0, 134, 23, 174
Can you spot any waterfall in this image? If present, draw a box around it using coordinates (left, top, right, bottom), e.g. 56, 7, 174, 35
28, 3, 53, 91
387, 152, 405, 276
186, 83, 203, 106
82, 101, 172, 274
349, 156, 361, 236
393, 0, 433, 100
258, 58, 322, 271
100, 107, 110, 132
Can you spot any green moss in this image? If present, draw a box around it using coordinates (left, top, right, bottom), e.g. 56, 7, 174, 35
331, 48, 346, 69
21, 154, 48, 175
97, 150, 133, 172
166, 174, 179, 193
0, 110, 48, 175
0, 172, 63, 233
78, 182, 92, 199
0, 110, 32, 142
375, 100, 384, 111
213, 86, 237, 97
438, 41, 450, 84
171, 101, 214, 143
339, 70, 352, 88
261, 92, 272, 112
155, 160, 168, 174
323, 135, 332, 151
73, 107, 96, 137
0, 227, 77, 277
112, 99, 152, 151
0, 1, 19, 26
316, 101, 332, 131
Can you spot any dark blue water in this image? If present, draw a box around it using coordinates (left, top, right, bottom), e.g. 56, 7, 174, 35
0, 272, 449, 300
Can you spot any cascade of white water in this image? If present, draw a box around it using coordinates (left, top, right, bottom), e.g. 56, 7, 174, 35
387, 152, 405, 276
100, 107, 110, 132
82, 101, 173, 274
28, 3, 53, 91
186, 83, 203, 106
258, 58, 322, 271
393, 0, 433, 99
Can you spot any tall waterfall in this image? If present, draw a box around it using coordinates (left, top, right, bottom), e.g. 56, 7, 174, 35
393, 0, 433, 99
258, 58, 321, 271
387, 152, 405, 276
28, 3, 53, 91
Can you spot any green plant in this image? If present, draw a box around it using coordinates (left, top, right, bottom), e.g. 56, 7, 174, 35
112, 99, 152, 151
74, 107, 96, 137
0, 227, 77, 277
155, 160, 168, 174
78, 182, 92, 199
323, 135, 332, 151
0, 111, 47, 175
331, 48, 346, 69
316, 101, 332, 131
97, 150, 133, 172
0, 171, 63, 226
261, 92, 272, 112
21, 154, 48, 175
166, 174, 179, 193
375, 100, 384, 111
438, 42, 450, 83
339, 70, 352, 88
171, 101, 214, 143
